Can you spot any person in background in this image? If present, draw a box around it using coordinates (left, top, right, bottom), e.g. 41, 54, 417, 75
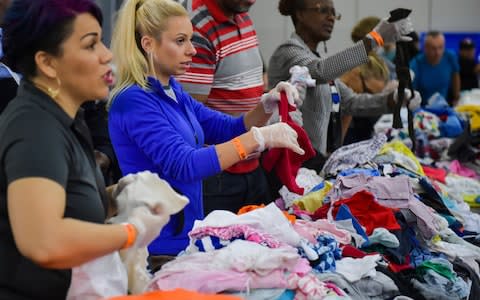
410, 31, 460, 106
341, 16, 393, 145
83, 100, 122, 185
341, 53, 390, 144
108, 0, 303, 268
458, 38, 480, 91
178, 0, 273, 215
0, 0, 170, 298
0, 0, 19, 111
268, 0, 421, 172
350, 16, 396, 81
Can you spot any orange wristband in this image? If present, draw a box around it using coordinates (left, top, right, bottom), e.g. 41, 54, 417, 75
121, 223, 136, 249
368, 31, 384, 47
232, 137, 247, 160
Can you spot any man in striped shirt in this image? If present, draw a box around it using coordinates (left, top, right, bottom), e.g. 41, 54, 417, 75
179, 0, 271, 214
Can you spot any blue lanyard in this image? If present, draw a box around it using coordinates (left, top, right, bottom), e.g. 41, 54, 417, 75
329, 81, 340, 112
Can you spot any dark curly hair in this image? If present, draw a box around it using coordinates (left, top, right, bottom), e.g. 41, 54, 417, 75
278, 0, 307, 25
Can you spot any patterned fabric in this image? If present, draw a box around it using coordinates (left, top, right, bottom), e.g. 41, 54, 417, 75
321, 133, 387, 176
414, 110, 441, 138
297, 235, 342, 273
268, 32, 391, 154
189, 224, 281, 252
286, 273, 331, 300
375, 140, 425, 176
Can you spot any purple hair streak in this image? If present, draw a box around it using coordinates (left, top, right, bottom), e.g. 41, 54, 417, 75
2, 0, 102, 78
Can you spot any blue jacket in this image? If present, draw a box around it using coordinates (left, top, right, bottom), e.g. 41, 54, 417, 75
108, 76, 246, 255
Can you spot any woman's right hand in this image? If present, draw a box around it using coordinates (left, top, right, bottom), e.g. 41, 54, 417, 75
372, 17, 414, 44
126, 206, 169, 248
251, 123, 305, 155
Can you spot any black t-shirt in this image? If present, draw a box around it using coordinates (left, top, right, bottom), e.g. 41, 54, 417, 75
0, 81, 107, 299
459, 56, 479, 90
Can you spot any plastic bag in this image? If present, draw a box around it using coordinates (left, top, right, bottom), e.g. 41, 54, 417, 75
66, 251, 128, 300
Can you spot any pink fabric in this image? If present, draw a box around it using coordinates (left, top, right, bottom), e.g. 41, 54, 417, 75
293, 219, 351, 245
450, 160, 478, 179
148, 239, 310, 293
149, 269, 288, 293
286, 273, 330, 300
189, 224, 281, 248
290, 204, 314, 220
324, 282, 346, 296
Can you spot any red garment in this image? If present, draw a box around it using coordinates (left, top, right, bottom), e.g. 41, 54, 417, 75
341, 245, 371, 258
330, 190, 401, 235
262, 92, 316, 194
387, 255, 414, 273
422, 165, 447, 183
312, 203, 330, 220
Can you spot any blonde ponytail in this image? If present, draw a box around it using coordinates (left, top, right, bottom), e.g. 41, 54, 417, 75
360, 52, 390, 83
109, 0, 187, 104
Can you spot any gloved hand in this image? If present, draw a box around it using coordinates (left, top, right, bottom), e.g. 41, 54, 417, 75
294, 83, 307, 108
251, 123, 305, 155
393, 89, 422, 111
126, 206, 170, 248
261, 81, 300, 114
111, 171, 189, 223
289, 110, 304, 127
288, 65, 316, 108
371, 17, 414, 44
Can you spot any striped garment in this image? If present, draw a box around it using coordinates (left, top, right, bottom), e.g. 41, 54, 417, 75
178, 0, 264, 115
268, 33, 392, 155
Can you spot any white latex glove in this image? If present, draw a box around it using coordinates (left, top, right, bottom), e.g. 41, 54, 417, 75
126, 206, 169, 248
393, 89, 422, 111
111, 174, 137, 215
251, 123, 305, 155
261, 81, 300, 114
289, 110, 304, 127
288, 65, 316, 108
293, 83, 306, 108
372, 17, 414, 44
383, 79, 399, 93
112, 171, 189, 222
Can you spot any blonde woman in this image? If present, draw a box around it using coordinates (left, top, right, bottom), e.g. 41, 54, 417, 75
340, 53, 391, 143
108, 0, 303, 263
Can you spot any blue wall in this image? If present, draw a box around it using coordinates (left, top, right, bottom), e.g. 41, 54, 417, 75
420, 32, 480, 60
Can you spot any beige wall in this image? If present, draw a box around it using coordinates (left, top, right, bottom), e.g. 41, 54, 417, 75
97, 0, 480, 61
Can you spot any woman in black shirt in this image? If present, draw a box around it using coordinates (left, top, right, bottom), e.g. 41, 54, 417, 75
0, 0, 169, 298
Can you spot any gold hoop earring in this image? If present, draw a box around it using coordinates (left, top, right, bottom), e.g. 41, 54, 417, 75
47, 77, 61, 99
35, 77, 61, 99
